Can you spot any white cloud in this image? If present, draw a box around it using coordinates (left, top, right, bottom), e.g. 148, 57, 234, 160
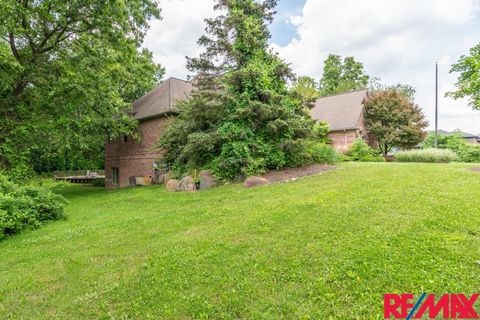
272, 0, 480, 133
144, 0, 480, 133
143, 0, 216, 79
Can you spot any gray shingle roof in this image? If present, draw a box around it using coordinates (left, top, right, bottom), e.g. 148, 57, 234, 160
133, 77, 193, 121
311, 89, 368, 131
436, 129, 479, 139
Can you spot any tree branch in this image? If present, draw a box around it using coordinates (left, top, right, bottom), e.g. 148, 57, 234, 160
8, 32, 21, 62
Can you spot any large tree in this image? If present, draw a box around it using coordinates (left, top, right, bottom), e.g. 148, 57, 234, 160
448, 44, 480, 110
369, 77, 417, 102
159, 0, 315, 180
0, 0, 163, 176
364, 90, 428, 156
290, 76, 320, 105
318, 54, 369, 96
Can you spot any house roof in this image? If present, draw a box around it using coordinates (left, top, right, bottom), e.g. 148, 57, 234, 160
132, 77, 193, 121
436, 129, 479, 139
311, 89, 368, 131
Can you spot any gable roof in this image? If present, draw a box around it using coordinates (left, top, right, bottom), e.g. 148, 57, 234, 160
436, 129, 479, 139
311, 89, 368, 131
133, 77, 193, 121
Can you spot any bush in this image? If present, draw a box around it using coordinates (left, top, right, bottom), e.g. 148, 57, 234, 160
305, 142, 339, 165
457, 144, 480, 163
395, 148, 458, 163
92, 178, 105, 187
346, 139, 385, 162
422, 132, 467, 152
0, 174, 67, 240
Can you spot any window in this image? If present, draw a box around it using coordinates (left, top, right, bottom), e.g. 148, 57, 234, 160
123, 135, 128, 143
112, 167, 119, 185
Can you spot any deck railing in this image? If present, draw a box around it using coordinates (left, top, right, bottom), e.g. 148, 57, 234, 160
53, 170, 105, 178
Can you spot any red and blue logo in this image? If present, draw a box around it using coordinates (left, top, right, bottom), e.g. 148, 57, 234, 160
384, 293, 479, 319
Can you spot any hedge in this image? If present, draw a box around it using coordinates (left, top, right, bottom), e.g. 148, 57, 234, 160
395, 149, 458, 163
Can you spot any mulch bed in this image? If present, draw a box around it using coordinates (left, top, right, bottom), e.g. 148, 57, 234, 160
261, 164, 337, 183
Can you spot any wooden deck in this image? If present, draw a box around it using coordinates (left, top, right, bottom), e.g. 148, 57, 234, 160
54, 170, 105, 184
55, 176, 105, 184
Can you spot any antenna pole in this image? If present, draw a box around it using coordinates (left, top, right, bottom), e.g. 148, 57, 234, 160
435, 62, 439, 148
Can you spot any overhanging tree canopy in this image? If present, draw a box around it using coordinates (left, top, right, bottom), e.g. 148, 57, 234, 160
0, 0, 164, 176
448, 43, 480, 110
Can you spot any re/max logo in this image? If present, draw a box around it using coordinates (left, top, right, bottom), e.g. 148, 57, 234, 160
384, 293, 480, 319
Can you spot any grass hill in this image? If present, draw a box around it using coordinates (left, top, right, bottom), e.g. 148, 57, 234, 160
1, 163, 479, 319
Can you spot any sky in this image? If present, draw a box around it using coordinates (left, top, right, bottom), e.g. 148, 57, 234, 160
144, 0, 480, 134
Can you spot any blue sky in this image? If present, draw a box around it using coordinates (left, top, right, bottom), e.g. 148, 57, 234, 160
144, 0, 480, 134
269, 0, 305, 46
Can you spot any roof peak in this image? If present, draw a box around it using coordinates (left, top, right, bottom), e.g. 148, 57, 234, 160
165, 76, 191, 83
317, 88, 368, 99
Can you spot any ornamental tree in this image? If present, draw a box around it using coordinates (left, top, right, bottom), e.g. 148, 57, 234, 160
364, 90, 428, 156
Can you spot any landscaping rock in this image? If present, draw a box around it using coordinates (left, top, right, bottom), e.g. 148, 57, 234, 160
165, 179, 180, 192
199, 170, 216, 190
243, 176, 270, 188
163, 171, 173, 184
179, 175, 197, 192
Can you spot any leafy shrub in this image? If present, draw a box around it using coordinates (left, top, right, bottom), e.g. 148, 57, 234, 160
423, 132, 467, 152
395, 148, 458, 163
280, 141, 339, 169
92, 178, 105, 187
0, 174, 67, 240
339, 154, 354, 162
312, 122, 331, 144
457, 144, 480, 163
305, 142, 339, 165
346, 139, 385, 162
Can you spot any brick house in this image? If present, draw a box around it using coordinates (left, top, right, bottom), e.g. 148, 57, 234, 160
105, 80, 374, 188
311, 89, 375, 152
105, 77, 193, 188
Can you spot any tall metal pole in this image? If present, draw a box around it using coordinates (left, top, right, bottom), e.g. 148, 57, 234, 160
435, 62, 439, 148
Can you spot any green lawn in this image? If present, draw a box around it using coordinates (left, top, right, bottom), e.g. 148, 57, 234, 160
1, 163, 479, 319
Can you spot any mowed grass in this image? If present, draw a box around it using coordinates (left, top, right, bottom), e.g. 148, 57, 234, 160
1, 163, 480, 319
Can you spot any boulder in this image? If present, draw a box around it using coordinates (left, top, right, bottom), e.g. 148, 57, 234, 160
199, 170, 216, 190
179, 175, 197, 192
243, 176, 270, 188
163, 171, 173, 184
165, 179, 180, 192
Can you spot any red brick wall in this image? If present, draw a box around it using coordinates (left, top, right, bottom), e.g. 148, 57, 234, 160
326, 108, 378, 153
356, 112, 378, 148
105, 116, 172, 188
328, 130, 359, 153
